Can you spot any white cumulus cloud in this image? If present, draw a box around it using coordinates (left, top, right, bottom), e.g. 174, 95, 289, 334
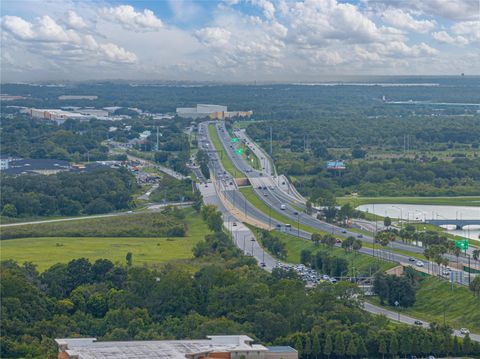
381, 8, 436, 33
101, 5, 162, 31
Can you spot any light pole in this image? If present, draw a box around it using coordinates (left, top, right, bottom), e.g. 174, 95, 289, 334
394, 300, 400, 322
297, 212, 300, 238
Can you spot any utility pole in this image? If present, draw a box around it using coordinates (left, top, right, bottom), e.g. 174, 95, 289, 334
156, 126, 160, 151
269, 126, 273, 156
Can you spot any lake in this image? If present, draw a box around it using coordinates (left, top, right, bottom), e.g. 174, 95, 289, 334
357, 204, 480, 240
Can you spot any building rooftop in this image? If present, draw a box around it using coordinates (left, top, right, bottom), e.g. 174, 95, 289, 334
55, 335, 274, 359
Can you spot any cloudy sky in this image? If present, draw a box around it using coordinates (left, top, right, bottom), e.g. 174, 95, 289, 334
1, 0, 479, 82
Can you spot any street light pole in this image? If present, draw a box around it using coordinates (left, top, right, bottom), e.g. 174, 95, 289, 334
297, 213, 300, 238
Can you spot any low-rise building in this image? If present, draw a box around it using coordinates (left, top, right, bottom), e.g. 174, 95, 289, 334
55, 335, 297, 359
176, 104, 252, 120
1, 159, 71, 175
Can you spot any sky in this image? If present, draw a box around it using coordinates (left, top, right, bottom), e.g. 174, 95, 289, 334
1, 0, 479, 82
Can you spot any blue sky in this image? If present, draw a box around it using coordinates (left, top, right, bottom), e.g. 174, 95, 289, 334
1, 0, 479, 82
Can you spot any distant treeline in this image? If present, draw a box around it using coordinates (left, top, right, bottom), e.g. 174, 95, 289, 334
1, 168, 137, 218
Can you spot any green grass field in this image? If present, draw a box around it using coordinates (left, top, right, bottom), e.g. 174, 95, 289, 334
369, 276, 480, 333
208, 124, 243, 178
1, 212, 211, 271
338, 196, 480, 207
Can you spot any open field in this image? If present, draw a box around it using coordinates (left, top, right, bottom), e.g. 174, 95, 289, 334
208, 124, 243, 178
338, 196, 480, 207
369, 276, 480, 333
0, 211, 211, 271
0, 211, 187, 239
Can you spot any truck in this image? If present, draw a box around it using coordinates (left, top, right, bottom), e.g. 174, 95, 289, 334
280, 204, 286, 210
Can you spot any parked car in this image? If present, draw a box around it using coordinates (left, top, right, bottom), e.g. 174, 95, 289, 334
460, 328, 470, 334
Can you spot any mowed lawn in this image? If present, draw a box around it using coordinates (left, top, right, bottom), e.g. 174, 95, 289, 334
208, 124, 242, 178
1, 213, 211, 271
338, 195, 480, 207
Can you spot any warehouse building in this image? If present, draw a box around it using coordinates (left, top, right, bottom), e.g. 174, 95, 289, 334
176, 104, 252, 120
55, 335, 297, 359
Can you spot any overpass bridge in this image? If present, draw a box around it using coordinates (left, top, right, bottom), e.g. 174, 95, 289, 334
426, 219, 480, 229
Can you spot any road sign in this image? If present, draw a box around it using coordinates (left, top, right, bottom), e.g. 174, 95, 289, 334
455, 239, 469, 250
231, 138, 238, 143
235, 148, 244, 155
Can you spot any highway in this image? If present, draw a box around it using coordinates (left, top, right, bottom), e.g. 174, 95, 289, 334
197, 120, 479, 341
207, 121, 476, 286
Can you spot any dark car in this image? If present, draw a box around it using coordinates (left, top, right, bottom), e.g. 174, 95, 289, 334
409, 257, 416, 262
260, 262, 266, 267
414, 320, 423, 326
357, 234, 363, 238
341, 229, 347, 233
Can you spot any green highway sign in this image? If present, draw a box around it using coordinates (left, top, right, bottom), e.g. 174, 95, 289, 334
235, 148, 244, 155
231, 138, 238, 143
455, 239, 469, 250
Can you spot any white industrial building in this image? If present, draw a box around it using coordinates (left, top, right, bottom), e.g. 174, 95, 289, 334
56, 335, 297, 359
177, 104, 228, 119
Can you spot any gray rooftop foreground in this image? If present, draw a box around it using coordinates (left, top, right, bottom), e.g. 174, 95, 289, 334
56, 335, 279, 359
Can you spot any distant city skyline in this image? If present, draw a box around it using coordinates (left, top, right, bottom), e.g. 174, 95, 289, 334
1, 0, 479, 82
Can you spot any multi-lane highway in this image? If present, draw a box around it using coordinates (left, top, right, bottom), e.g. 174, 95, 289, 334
196, 120, 478, 340
204, 120, 476, 286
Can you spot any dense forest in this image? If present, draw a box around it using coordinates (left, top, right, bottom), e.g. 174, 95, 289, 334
2, 207, 479, 358
0, 168, 137, 218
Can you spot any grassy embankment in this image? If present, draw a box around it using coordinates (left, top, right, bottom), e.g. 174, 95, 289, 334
369, 276, 480, 333
1, 209, 211, 271
208, 124, 243, 179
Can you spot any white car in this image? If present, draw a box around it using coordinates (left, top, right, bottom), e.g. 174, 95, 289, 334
460, 328, 470, 334
416, 261, 424, 267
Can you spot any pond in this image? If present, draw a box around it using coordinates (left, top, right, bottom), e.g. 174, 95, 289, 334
357, 203, 480, 240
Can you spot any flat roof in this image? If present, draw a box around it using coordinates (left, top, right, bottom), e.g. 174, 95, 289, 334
56, 336, 268, 359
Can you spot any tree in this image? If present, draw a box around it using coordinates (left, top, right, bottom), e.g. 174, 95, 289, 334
295, 336, 303, 356
469, 276, 480, 297
324, 334, 333, 359
304, 335, 312, 358
126, 252, 133, 267
301, 249, 312, 265
322, 234, 336, 247
312, 334, 321, 359
1, 204, 17, 217
311, 233, 322, 245
463, 334, 472, 354
384, 216, 392, 228
334, 332, 345, 357
207, 210, 223, 232
352, 146, 366, 158
346, 336, 357, 359
357, 336, 368, 358
306, 200, 313, 215
378, 337, 387, 359
389, 333, 399, 358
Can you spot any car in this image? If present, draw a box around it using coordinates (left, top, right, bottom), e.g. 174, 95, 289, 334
260, 262, 266, 267
357, 234, 363, 238
329, 278, 337, 284
341, 229, 347, 233
229, 181, 233, 185
280, 204, 286, 210
414, 320, 423, 326
285, 224, 291, 228
205, 184, 208, 187
263, 192, 268, 196
408, 257, 416, 262
427, 356, 435, 359
276, 224, 282, 228
322, 274, 330, 280
258, 186, 263, 189
416, 261, 424, 267
335, 239, 342, 244
442, 269, 450, 276
127, 210, 133, 213
293, 211, 299, 215
233, 222, 237, 226
460, 328, 470, 334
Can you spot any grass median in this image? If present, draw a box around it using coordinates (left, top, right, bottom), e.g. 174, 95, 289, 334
239, 186, 327, 235
208, 124, 243, 178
